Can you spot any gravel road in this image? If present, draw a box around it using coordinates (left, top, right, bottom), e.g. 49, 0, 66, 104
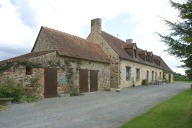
0, 83, 190, 128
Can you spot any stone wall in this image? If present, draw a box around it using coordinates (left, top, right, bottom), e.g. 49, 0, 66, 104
120, 59, 163, 88
57, 57, 110, 94
32, 29, 53, 52
165, 73, 174, 83
110, 63, 120, 88
31, 28, 111, 94
0, 65, 44, 99
87, 19, 174, 88
170, 74, 174, 83
87, 31, 120, 88
0, 56, 111, 98
30, 52, 110, 94
87, 30, 174, 88
28, 68, 44, 99
28, 51, 58, 66
28, 54, 110, 95
87, 31, 119, 62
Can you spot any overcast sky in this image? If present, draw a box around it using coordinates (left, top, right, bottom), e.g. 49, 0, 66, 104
0, 0, 186, 74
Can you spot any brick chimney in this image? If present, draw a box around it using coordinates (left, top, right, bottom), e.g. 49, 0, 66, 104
91, 18, 101, 33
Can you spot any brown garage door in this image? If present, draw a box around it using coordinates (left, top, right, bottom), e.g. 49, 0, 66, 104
79, 69, 88, 93
90, 70, 98, 92
44, 68, 57, 98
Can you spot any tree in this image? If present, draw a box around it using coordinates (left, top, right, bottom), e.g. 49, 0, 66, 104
173, 72, 188, 80
157, 0, 192, 79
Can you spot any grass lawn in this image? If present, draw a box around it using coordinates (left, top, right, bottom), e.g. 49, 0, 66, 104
120, 89, 192, 128
174, 80, 192, 84
0, 105, 7, 111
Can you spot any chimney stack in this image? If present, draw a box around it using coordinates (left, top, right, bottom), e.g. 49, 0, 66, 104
91, 18, 101, 33
126, 39, 133, 43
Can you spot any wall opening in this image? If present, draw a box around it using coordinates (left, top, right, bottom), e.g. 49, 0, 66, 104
26, 66, 32, 75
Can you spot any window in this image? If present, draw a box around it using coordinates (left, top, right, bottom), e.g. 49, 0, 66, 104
146, 71, 149, 80
152, 71, 154, 81
136, 68, 140, 81
133, 49, 137, 59
144, 55, 147, 62
126, 67, 131, 80
26, 66, 32, 75
150, 54, 153, 63
158, 60, 161, 66
159, 72, 162, 80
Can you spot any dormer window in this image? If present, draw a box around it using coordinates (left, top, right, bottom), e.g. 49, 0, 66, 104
158, 60, 161, 66
133, 49, 137, 59
124, 42, 138, 59
144, 53, 147, 62
150, 54, 153, 63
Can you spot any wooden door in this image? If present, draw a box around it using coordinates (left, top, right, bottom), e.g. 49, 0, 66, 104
79, 69, 88, 93
90, 70, 98, 92
44, 68, 57, 98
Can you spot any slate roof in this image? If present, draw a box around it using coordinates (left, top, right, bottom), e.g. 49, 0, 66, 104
36, 27, 110, 63
100, 31, 172, 72
0, 50, 56, 65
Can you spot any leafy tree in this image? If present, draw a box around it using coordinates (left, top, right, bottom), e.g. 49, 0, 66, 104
173, 72, 188, 80
157, 0, 192, 79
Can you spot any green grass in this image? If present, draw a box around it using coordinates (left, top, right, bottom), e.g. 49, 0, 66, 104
120, 89, 192, 128
0, 105, 7, 111
175, 80, 192, 84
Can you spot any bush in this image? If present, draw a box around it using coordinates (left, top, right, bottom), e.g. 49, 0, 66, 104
163, 79, 170, 83
0, 77, 39, 103
69, 85, 79, 96
19, 95, 39, 103
174, 78, 189, 81
0, 105, 7, 111
142, 79, 148, 86
26, 95, 38, 102
0, 78, 26, 103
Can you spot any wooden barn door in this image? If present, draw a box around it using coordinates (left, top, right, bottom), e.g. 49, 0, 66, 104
44, 68, 57, 98
79, 69, 88, 93
90, 70, 98, 92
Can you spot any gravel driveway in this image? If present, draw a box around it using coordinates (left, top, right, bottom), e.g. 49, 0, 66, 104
0, 83, 190, 128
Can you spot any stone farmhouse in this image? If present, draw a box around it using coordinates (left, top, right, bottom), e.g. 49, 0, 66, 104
88, 18, 173, 88
0, 18, 173, 98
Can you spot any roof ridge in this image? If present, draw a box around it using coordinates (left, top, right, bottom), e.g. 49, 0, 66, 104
41, 26, 110, 63
101, 30, 172, 71
100, 31, 164, 58
42, 26, 100, 46
101, 31, 126, 43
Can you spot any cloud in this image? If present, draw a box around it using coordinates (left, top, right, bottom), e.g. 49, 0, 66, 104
0, 0, 186, 74
0, 46, 28, 60
0, 0, 37, 60
10, 0, 38, 29
172, 67, 185, 75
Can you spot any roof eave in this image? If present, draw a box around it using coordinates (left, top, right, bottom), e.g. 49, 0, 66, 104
58, 53, 110, 64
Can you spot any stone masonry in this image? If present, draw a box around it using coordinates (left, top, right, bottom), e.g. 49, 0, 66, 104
87, 18, 173, 88
120, 59, 163, 87
87, 20, 120, 88
30, 26, 111, 94
57, 57, 110, 94
0, 65, 44, 99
